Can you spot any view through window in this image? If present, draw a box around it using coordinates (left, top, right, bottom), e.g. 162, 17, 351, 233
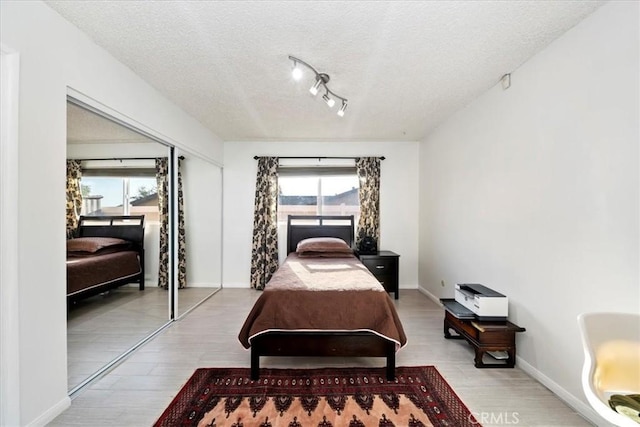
277, 173, 360, 224
81, 175, 159, 222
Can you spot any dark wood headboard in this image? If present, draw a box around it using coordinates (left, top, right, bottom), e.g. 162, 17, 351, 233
77, 215, 145, 250
287, 215, 354, 254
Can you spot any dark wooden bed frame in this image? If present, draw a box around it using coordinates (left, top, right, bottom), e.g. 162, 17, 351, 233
250, 215, 397, 380
68, 215, 146, 305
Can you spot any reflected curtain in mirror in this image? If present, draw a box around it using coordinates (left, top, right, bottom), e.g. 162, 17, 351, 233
176, 158, 186, 288
355, 157, 381, 249
156, 157, 187, 288
66, 159, 82, 239
250, 157, 279, 290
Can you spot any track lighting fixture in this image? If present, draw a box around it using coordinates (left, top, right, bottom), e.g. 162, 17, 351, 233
288, 55, 348, 117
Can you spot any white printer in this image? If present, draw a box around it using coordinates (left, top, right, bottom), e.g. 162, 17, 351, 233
454, 283, 508, 321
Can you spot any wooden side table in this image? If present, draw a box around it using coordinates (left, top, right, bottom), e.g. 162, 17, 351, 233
443, 309, 525, 368
358, 251, 400, 299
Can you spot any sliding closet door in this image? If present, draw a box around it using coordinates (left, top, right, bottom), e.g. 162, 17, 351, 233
66, 99, 175, 392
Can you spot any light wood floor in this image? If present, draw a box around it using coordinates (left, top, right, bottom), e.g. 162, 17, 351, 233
52, 289, 593, 426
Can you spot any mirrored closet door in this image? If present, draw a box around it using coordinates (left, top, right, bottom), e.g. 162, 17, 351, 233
65, 99, 175, 392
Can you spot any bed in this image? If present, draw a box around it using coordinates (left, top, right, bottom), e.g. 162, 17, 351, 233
67, 215, 145, 306
238, 215, 407, 380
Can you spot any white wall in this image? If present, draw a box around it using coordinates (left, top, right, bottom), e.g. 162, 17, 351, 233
0, 1, 224, 425
223, 141, 419, 289
418, 2, 638, 424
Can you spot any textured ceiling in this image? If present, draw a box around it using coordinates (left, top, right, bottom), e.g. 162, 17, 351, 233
48, 1, 604, 142
67, 102, 155, 144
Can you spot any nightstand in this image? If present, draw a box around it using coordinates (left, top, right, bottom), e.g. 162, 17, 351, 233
358, 251, 400, 299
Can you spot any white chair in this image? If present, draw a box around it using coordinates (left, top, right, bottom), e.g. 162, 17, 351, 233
578, 312, 640, 426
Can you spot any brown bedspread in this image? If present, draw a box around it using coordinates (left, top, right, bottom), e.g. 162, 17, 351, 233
67, 250, 141, 296
238, 253, 407, 349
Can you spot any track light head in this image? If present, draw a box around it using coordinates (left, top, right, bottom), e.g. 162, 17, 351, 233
310, 73, 330, 96
309, 78, 322, 96
337, 101, 348, 117
323, 93, 335, 108
292, 63, 303, 81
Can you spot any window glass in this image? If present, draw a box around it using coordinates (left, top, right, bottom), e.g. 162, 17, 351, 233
129, 177, 160, 222
81, 176, 159, 222
277, 173, 359, 224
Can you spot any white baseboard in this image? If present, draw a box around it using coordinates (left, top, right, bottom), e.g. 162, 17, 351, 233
221, 282, 251, 289
185, 282, 221, 288
26, 396, 70, 427
417, 286, 444, 307
136, 281, 222, 289
515, 357, 601, 426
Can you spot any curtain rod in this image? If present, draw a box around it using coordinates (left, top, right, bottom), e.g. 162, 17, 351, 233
253, 156, 385, 160
70, 156, 185, 161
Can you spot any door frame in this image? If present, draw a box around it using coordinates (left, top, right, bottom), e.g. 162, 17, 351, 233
0, 44, 21, 427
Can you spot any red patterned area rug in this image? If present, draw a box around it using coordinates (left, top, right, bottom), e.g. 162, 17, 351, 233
154, 366, 479, 426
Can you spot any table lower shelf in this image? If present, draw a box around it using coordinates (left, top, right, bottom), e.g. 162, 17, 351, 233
443, 310, 525, 368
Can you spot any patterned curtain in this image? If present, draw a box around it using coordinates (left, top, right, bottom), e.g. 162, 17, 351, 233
355, 157, 381, 249
156, 158, 170, 289
156, 157, 187, 289
250, 157, 279, 290
66, 160, 83, 239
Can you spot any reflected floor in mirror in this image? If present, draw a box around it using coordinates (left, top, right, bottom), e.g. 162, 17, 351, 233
67, 286, 218, 390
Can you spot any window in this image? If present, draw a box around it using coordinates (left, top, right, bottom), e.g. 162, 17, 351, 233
80, 175, 159, 222
277, 168, 359, 224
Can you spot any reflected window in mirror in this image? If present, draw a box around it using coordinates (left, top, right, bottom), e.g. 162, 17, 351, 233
81, 161, 159, 223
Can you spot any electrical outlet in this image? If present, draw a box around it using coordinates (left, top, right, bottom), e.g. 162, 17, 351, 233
441, 280, 446, 287
501, 73, 511, 90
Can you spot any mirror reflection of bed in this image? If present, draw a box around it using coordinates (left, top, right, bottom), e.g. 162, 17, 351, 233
65, 100, 222, 393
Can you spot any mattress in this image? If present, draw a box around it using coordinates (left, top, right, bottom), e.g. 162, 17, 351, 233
67, 250, 141, 296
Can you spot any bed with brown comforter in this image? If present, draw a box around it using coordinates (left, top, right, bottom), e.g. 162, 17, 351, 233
238, 215, 407, 380
67, 215, 145, 305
